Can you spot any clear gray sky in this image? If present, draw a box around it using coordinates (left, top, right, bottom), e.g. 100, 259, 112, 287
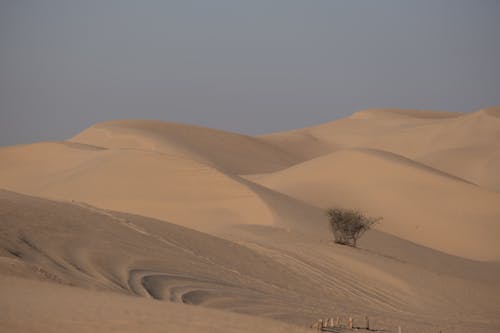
1, 1, 499, 145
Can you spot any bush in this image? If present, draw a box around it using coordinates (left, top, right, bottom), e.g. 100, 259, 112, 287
327, 208, 380, 247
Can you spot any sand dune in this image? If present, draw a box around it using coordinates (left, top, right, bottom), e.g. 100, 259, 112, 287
419, 145, 500, 192
261, 107, 500, 190
71, 120, 300, 174
260, 108, 462, 157
0, 121, 331, 233
0, 275, 310, 333
0, 141, 276, 231
246, 148, 500, 261
2, 113, 500, 256
1, 109, 500, 332
349, 108, 464, 120
1, 190, 499, 332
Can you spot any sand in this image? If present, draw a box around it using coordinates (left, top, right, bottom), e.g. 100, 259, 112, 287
245, 148, 500, 260
1, 108, 500, 332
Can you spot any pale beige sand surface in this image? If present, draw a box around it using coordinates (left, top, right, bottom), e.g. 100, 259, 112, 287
0, 275, 310, 333
1, 190, 500, 333
1, 108, 500, 332
245, 148, 500, 260
71, 120, 300, 174
261, 107, 500, 191
0, 141, 276, 232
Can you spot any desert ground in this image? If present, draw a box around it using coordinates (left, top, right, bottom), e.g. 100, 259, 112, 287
1, 107, 500, 333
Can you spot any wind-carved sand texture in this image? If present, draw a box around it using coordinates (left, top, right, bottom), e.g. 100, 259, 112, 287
1, 108, 500, 333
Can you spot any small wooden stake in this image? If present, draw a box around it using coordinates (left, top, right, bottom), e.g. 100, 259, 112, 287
318, 319, 323, 331
366, 316, 370, 330
348, 316, 353, 329
336, 316, 340, 326
398, 325, 402, 333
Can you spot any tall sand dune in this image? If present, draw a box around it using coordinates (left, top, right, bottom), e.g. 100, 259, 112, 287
246, 148, 500, 261
0, 141, 330, 234
1, 190, 499, 332
0, 141, 276, 231
261, 107, 500, 190
1, 109, 500, 332
71, 120, 300, 174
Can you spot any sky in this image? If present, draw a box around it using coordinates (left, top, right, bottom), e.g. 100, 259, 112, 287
1, 0, 499, 145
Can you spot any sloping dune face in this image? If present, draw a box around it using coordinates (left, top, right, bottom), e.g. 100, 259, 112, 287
261, 107, 500, 191
0, 141, 274, 232
255, 107, 500, 260
0, 190, 325, 328
0, 108, 500, 333
0, 120, 332, 233
71, 120, 300, 174
2, 190, 500, 333
246, 149, 500, 260
1, 111, 499, 257
1, 110, 500, 332
0, 191, 416, 326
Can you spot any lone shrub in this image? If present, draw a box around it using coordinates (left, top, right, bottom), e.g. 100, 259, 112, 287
327, 208, 380, 247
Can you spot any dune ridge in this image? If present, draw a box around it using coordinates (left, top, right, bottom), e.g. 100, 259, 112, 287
1, 108, 500, 332
260, 107, 500, 190
71, 120, 300, 174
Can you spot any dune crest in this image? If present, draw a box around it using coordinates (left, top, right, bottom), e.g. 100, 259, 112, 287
0, 142, 278, 231
349, 108, 463, 120
260, 107, 500, 191
71, 119, 300, 174
2, 108, 500, 331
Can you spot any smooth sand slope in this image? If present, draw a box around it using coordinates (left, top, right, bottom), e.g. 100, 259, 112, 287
0, 121, 314, 233
1, 108, 500, 332
1, 190, 500, 333
0, 275, 309, 333
0, 141, 277, 232
261, 107, 500, 191
71, 120, 300, 174
246, 148, 500, 261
